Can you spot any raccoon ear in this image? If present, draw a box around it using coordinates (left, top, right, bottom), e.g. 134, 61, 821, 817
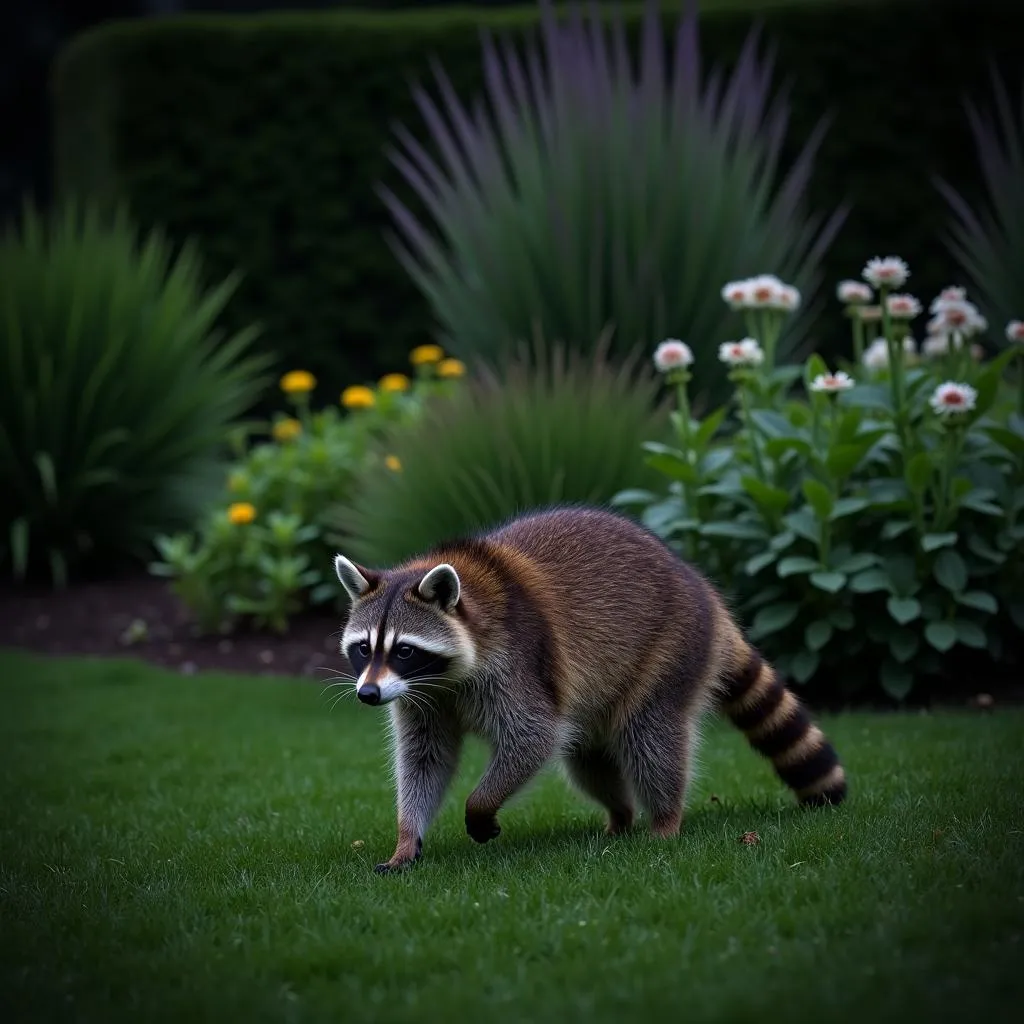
334, 554, 377, 602
417, 563, 461, 612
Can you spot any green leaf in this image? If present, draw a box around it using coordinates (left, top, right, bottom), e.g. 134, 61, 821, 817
956, 590, 998, 614
801, 479, 834, 521
967, 533, 1005, 564
886, 554, 918, 596
881, 660, 913, 700
830, 496, 870, 519
849, 568, 891, 594
887, 596, 921, 625
741, 476, 791, 518
881, 519, 913, 540
777, 556, 819, 578
644, 451, 698, 483
764, 436, 812, 461
954, 619, 987, 649
924, 622, 957, 652
805, 620, 833, 652
9, 518, 29, 580
921, 532, 957, 552
744, 550, 777, 576
810, 571, 846, 593
749, 602, 801, 641
783, 507, 820, 544
699, 521, 768, 541
694, 406, 728, 448
769, 530, 797, 552
905, 451, 933, 495
611, 488, 657, 507
790, 649, 820, 684
1009, 602, 1024, 631
958, 492, 1003, 516
828, 608, 855, 630
932, 549, 967, 594
835, 552, 878, 574
750, 410, 796, 439
825, 443, 868, 480
888, 628, 920, 664
982, 425, 1024, 458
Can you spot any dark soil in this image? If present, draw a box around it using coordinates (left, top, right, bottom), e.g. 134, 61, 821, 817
0, 569, 346, 682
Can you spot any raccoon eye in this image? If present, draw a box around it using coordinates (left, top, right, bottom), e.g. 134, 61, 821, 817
357, 641, 371, 658
395, 643, 415, 660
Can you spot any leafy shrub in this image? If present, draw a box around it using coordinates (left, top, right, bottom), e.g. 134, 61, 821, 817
149, 349, 465, 634
617, 262, 1024, 703
381, 0, 846, 409
0, 200, 270, 587
937, 69, 1024, 344
331, 329, 671, 568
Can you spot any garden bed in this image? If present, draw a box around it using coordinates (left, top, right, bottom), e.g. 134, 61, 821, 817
0, 570, 343, 680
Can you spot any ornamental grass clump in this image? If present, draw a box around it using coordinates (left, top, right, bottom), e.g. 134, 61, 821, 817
617, 257, 1024, 702
150, 350, 464, 634
0, 199, 270, 587
331, 329, 671, 568
937, 69, 1024, 342
380, 0, 845, 409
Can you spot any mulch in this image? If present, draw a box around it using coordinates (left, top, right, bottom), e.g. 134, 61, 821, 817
0, 569, 346, 681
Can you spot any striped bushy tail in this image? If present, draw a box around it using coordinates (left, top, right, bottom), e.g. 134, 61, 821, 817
719, 645, 847, 807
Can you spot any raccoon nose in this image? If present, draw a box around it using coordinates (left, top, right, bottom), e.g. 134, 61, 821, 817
357, 682, 381, 706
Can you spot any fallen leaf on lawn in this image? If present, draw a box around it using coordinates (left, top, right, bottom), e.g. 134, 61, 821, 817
738, 831, 760, 846
351, 840, 364, 849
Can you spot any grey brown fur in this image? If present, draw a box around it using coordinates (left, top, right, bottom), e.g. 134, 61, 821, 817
333, 504, 846, 873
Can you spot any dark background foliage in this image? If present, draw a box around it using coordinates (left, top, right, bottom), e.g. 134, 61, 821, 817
25, 0, 1024, 414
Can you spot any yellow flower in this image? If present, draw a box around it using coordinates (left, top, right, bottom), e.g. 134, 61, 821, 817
410, 344, 444, 366
280, 369, 316, 394
272, 417, 302, 442
437, 358, 466, 379
227, 470, 248, 493
227, 502, 256, 525
341, 385, 376, 410
385, 454, 402, 472
379, 372, 411, 393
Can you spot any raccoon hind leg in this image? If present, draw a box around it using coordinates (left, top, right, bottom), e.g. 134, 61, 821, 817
563, 745, 635, 835
615, 698, 697, 838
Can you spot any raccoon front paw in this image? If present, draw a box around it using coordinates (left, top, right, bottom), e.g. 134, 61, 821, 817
465, 809, 501, 844
374, 837, 422, 874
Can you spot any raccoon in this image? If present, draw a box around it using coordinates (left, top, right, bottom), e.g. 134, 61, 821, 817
333, 504, 846, 873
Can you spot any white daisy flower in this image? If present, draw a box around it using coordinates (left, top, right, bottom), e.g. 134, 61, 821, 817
922, 334, 951, 358
653, 339, 694, 373
930, 298, 986, 337
929, 381, 978, 418
862, 335, 914, 370
746, 274, 785, 310
772, 284, 801, 312
885, 293, 922, 320
1005, 320, 1024, 343
721, 279, 753, 310
863, 256, 910, 290
838, 280, 873, 305
809, 370, 855, 393
718, 338, 765, 367
930, 286, 967, 312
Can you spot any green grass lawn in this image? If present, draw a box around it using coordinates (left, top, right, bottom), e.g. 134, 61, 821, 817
2, 648, 1023, 1024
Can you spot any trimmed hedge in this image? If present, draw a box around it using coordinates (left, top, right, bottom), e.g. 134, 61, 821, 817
54, 0, 1022, 409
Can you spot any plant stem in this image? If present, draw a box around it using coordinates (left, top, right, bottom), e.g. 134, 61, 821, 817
851, 314, 865, 369
738, 378, 768, 484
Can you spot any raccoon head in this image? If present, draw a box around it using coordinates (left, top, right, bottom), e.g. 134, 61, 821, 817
333, 554, 477, 706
